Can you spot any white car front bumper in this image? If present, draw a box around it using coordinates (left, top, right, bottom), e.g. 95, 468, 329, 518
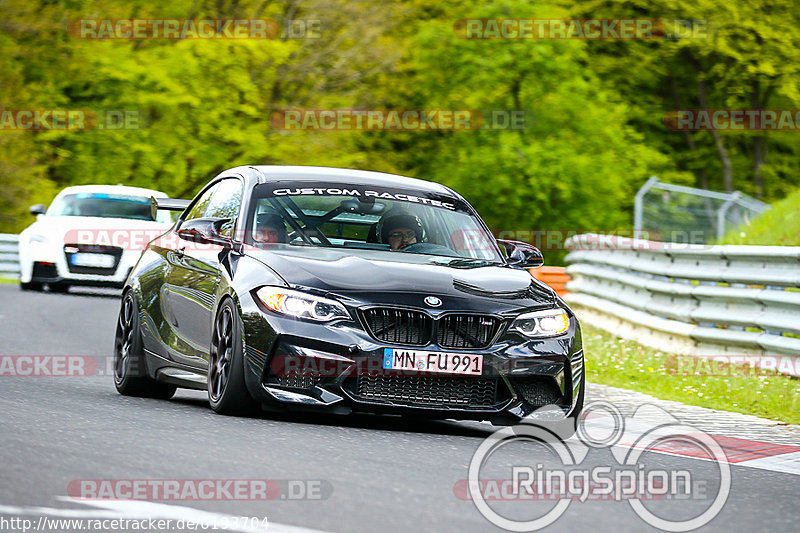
19, 238, 142, 287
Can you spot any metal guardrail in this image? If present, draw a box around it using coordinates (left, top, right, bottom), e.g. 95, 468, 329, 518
564, 234, 800, 375
0, 234, 20, 280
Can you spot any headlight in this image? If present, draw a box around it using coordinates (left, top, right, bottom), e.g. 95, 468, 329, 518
255, 286, 350, 322
511, 308, 570, 337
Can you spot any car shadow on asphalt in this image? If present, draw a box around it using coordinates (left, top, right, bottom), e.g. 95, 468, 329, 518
55, 287, 122, 299
168, 394, 495, 439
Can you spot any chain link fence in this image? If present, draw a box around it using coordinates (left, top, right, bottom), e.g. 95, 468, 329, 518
634, 177, 770, 244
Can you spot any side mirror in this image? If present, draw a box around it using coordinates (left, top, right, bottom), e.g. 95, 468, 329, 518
177, 217, 232, 247
29, 204, 46, 216
497, 239, 544, 268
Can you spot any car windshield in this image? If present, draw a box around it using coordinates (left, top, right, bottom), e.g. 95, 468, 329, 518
48, 192, 171, 222
247, 182, 503, 262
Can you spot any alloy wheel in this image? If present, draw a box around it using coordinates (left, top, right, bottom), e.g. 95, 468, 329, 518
114, 294, 136, 382
209, 306, 234, 401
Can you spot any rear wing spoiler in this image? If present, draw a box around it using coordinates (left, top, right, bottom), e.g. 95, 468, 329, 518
150, 196, 191, 220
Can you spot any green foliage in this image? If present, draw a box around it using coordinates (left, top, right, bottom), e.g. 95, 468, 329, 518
408, 4, 668, 250
570, 0, 800, 199
0, 0, 797, 255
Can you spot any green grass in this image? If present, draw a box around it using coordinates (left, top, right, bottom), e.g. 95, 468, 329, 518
720, 187, 800, 245
583, 325, 800, 425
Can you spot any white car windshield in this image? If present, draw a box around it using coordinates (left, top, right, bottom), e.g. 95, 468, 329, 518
247, 183, 503, 262
49, 193, 170, 222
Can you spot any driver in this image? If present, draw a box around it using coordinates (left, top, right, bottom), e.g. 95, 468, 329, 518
253, 213, 288, 244
381, 214, 423, 250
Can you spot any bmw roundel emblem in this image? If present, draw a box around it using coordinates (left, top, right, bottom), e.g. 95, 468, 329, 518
424, 296, 442, 307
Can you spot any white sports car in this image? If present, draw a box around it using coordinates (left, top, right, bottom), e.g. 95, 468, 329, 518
18, 184, 174, 291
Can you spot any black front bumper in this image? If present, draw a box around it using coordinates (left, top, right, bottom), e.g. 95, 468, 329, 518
239, 295, 584, 424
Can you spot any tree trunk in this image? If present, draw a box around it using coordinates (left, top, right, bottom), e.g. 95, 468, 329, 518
750, 79, 773, 198
751, 80, 764, 197
686, 51, 734, 192
669, 74, 707, 187
670, 73, 716, 235
696, 77, 733, 191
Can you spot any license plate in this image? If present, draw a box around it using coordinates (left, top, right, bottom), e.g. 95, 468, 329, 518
382, 348, 483, 375
70, 253, 115, 268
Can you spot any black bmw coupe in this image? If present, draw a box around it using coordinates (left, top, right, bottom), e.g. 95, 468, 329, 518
114, 166, 584, 425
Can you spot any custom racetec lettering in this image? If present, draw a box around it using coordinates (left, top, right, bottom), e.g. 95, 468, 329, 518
266, 184, 458, 210
273, 187, 361, 196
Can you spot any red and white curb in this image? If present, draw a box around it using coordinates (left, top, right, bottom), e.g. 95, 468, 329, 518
583, 410, 800, 476
476, 383, 800, 476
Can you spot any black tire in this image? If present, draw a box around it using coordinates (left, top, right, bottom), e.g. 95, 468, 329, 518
208, 299, 258, 415
20, 280, 44, 291
113, 291, 177, 399
48, 282, 70, 293
563, 371, 586, 437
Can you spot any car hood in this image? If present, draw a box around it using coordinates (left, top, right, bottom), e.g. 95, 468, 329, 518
246, 246, 556, 309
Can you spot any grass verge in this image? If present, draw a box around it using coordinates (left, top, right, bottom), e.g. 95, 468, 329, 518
583, 324, 800, 425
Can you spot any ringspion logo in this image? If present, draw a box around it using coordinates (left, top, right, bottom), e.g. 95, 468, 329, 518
464, 402, 730, 531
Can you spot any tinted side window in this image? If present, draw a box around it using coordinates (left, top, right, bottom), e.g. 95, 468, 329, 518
204, 179, 243, 237
204, 179, 242, 220
184, 183, 220, 222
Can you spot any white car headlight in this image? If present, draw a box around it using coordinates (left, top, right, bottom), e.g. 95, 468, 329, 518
511, 308, 570, 338
255, 286, 350, 322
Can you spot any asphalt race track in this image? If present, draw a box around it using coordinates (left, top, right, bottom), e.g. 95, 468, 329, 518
0, 284, 797, 532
